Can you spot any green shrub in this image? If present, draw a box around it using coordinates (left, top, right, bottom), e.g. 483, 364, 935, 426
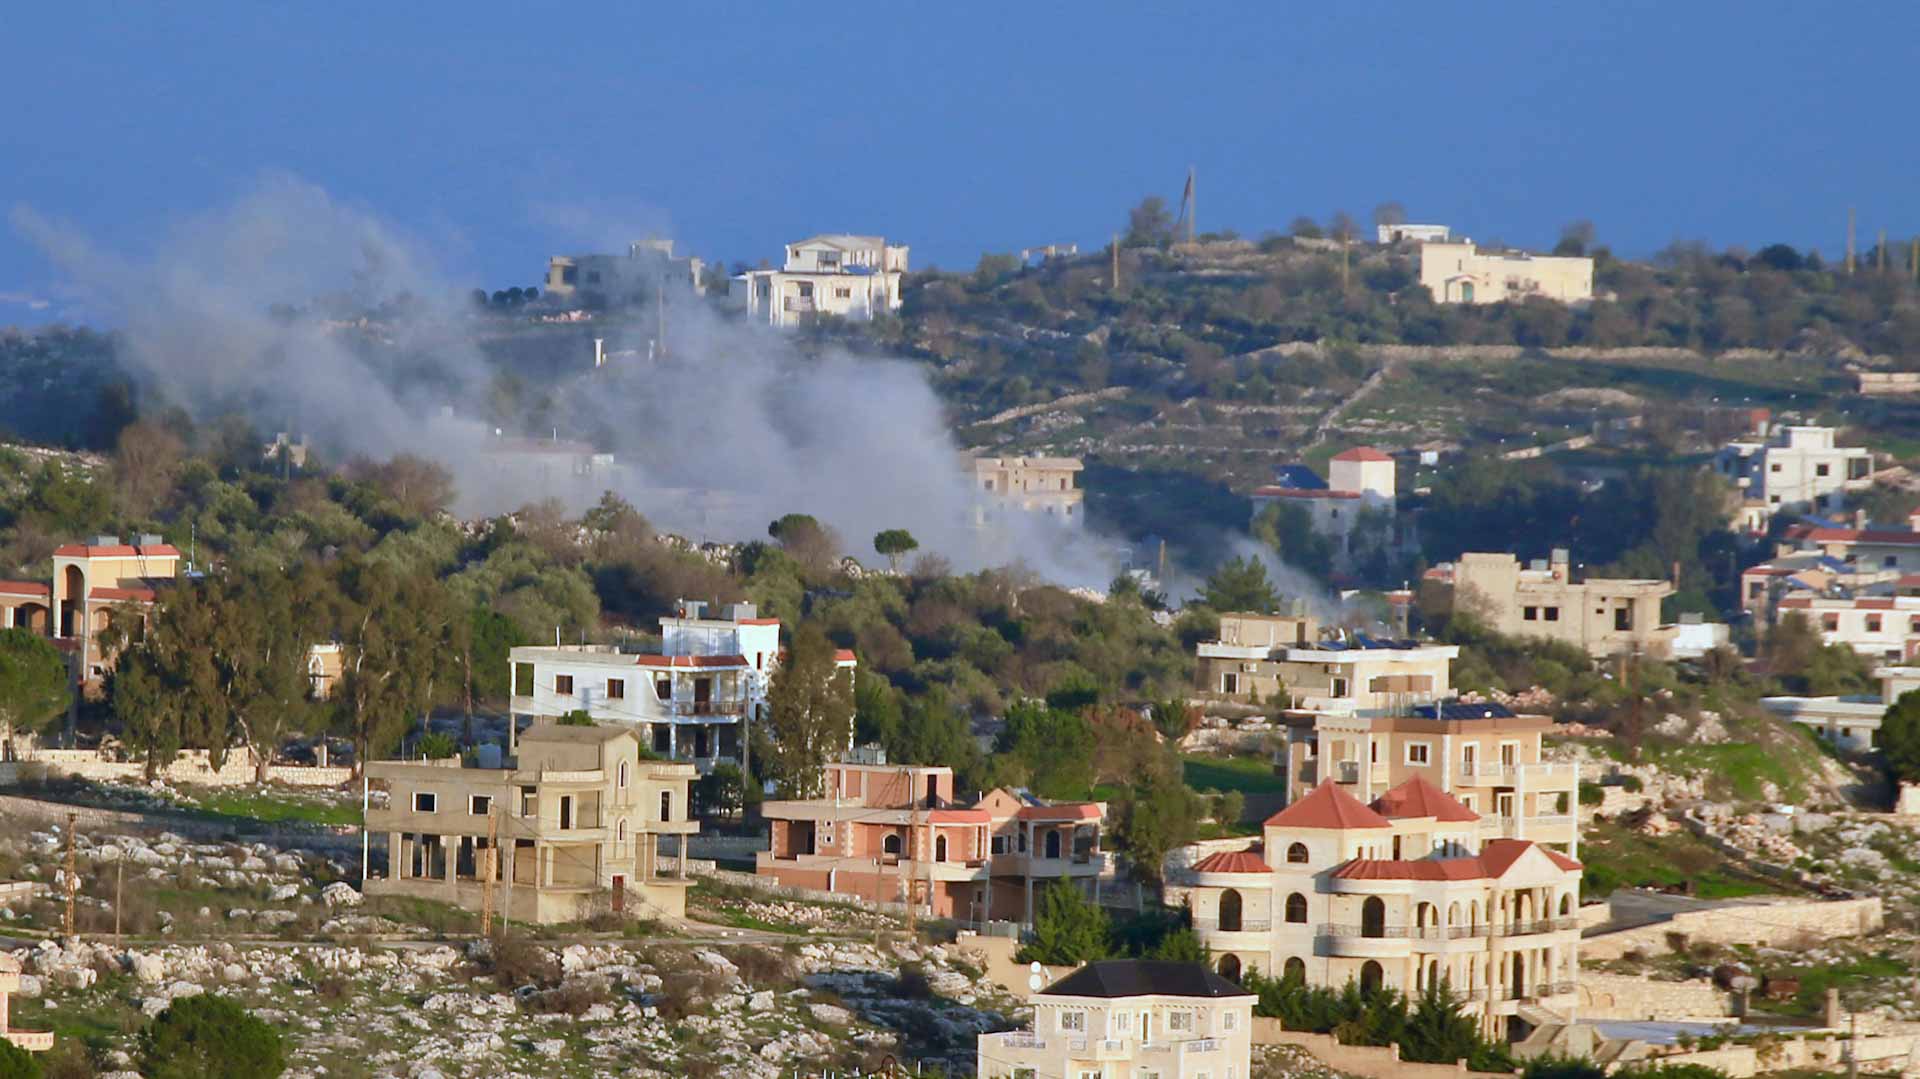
137, 994, 286, 1079
0, 1038, 44, 1079
415, 731, 458, 759
1578, 783, 1604, 806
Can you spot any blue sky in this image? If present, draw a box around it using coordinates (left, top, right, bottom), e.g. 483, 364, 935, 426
4, 3, 1916, 324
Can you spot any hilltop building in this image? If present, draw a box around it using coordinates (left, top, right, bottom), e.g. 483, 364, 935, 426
970, 456, 1084, 528
1419, 242, 1593, 305
1714, 423, 1873, 526
1250, 447, 1410, 571
363, 722, 697, 923
1378, 223, 1451, 245
976, 959, 1254, 1079
1430, 551, 1674, 658
731, 235, 908, 327
1765, 665, 1920, 752
0, 535, 181, 695
509, 601, 854, 772
1185, 778, 1581, 1040
544, 239, 705, 305
756, 759, 1111, 927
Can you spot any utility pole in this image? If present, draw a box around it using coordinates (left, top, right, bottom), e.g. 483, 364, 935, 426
63, 812, 77, 940
1877, 230, 1888, 273
114, 856, 124, 946
1186, 165, 1196, 246
1911, 237, 1919, 284
1111, 234, 1121, 292
902, 766, 919, 936
481, 805, 498, 936
1846, 207, 1857, 275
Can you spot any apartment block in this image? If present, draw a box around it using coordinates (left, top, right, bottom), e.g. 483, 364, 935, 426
970, 456, 1085, 528
1765, 666, 1920, 752
731, 234, 908, 327
1775, 594, 1920, 663
977, 960, 1254, 1079
1198, 626, 1458, 716
1186, 778, 1582, 1041
364, 723, 697, 924
1419, 242, 1593, 305
1439, 551, 1674, 658
1714, 424, 1873, 522
1250, 447, 1411, 570
509, 601, 855, 772
756, 760, 1111, 927
1284, 702, 1579, 854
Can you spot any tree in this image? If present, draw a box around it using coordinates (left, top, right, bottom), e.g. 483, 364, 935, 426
0, 628, 70, 747
763, 624, 855, 797
1151, 926, 1209, 963
1881, 690, 1920, 782
1019, 877, 1110, 964
872, 529, 919, 573
1328, 211, 1358, 243
1289, 216, 1323, 240
333, 559, 455, 775
415, 731, 458, 758
0, 1040, 41, 1079
694, 762, 745, 817
1402, 978, 1502, 1066
113, 419, 186, 519
1113, 766, 1201, 883
1124, 196, 1174, 248
1253, 503, 1335, 580
1200, 555, 1279, 613
557, 709, 594, 727
997, 700, 1095, 800
1372, 202, 1407, 230
137, 994, 286, 1079
1555, 220, 1596, 258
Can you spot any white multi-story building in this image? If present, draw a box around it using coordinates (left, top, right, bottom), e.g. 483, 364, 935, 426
1419, 242, 1593, 305
1714, 424, 1874, 522
1766, 666, 1920, 752
1186, 777, 1582, 1042
731, 235, 908, 327
977, 959, 1255, 1079
1249, 447, 1408, 569
508, 601, 854, 771
1773, 594, 1920, 663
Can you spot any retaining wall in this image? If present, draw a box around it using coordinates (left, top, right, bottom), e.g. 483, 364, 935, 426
1581, 897, 1883, 961
1251, 1022, 1514, 1079
1576, 971, 1737, 1020
9, 749, 350, 789
0, 793, 359, 854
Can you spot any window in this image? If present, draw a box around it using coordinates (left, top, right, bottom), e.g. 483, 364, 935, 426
1823, 614, 1839, 632
1770, 462, 1782, 473
1059, 1010, 1085, 1032
1867, 614, 1884, 633
513, 662, 533, 696
618, 761, 629, 788
797, 281, 814, 298
835, 287, 852, 299
1614, 607, 1632, 632
519, 785, 537, 817
1285, 892, 1308, 923
1221, 672, 1238, 694
659, 791, 673, 822
1286, 842, 1309, 864
616, 819, 627, 842
1544, 606, 1559, 622
1368, 740, 1378, 764
654, 678, 671, 700
413, 792, 437, 813
1168, 1011, 1193, 1032
1887, 556, 1900, 568
556, 674, 574, 696
468, 795, 490, 816
1224, 1011, 1238, 1032
991, 835, 1009, 855
1522, 606, 1538, 621
1769, 494, 1781, 505
607, 678, 625, 700
1816, 463, 1830, 477
1333, 677, 1350, 698
1406, 743, 1431, 766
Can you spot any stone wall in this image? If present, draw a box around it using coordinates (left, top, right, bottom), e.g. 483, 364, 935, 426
1627, 1033, 1920, 1078
9, 748, 350, 789
1581, 897, 1883, 961
0, 794, 360, 854
1576, 971, 1737, 1020
1250, 1022, 1514, 1079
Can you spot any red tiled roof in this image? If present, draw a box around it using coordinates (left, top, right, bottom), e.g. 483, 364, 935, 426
1370, 776, 1479, 823
54, 544, 181, 558
1332, 447, 1393, 462
1263, 781, 1391, 830
633, 653, 747, 668
1251, 487, 1361, 499
1192, 849, 1272, 874
89, 586, 157, 603
1018, 803, 1103, 822
834, 649, 857, 664
0, 580, 50, 597
1329, 838, 1580, 882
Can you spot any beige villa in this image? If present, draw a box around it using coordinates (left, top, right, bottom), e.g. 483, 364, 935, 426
364, 723, 697, 924
976, 959, 1255, 1079
1435, 551, 1675, 658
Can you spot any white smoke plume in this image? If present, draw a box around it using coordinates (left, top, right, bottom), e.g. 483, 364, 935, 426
13, 176, 1122, 585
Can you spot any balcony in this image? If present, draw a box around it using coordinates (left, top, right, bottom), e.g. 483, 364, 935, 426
1456, 761, 1577, 785
1478, 814, 1577, 839
1333, 761, 1361, 784
1193, 917, 1273, 934
666, 698, 746, 719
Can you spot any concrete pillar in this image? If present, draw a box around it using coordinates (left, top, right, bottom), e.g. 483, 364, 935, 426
387, 832, 401, 880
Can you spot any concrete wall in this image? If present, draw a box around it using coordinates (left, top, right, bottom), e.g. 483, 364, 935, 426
1576, 971, 1736, 1020
1582, 897, 1884, 961
1628, 1032, 1920, 1078
9, 749, 350, 789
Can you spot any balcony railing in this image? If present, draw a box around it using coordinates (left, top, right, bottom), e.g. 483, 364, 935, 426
1318, 918, 1578, 941
1334, 761, 1360, 784
1320, 923, 1411, 939
1193, 918, 1273, 933
995, 1034, 1045, 1051
1183, 1039, 1222, 1054
1457, 762, 1577, 783
668, 699, 746, 718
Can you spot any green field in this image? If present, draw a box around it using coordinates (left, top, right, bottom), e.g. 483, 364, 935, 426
192, 788, 363, 828
1578, 820, 1800, 900
1181, 754, 1288, 794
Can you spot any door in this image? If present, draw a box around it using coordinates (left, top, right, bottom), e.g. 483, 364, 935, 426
559, 796, 573, 830
1362, 896, 1386, 938
1462, 743, 1477, 778
611, 875, 625, 912
694, 676, 712, 707
1459, 281, 1475, 303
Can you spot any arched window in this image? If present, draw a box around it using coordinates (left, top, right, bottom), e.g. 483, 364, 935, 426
935, 835, 948, 862
659, 791, 672, 822
1286, 842, 1309, 864
1360, 960, 1384, 996
1284, 892, 1308, 924
1558, 893, 1572, 917
1217, 954, 1242, 983
1361, 896, 1386, 938
1045, 830, 1061, 860
616, 818, 627, 842
1511, 953, 1526, 998
1415, 902, 1435, 931
884, 833, 903, 856
1219, 889, 1243, 933
1446, 901, 1461, 928
617, 761, 629, 788
1283, 957, 1306, 984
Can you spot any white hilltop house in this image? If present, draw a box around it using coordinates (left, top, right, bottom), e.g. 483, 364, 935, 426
731, 235, 908, 327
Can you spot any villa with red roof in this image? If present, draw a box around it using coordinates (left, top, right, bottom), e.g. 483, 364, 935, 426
1186, 776, 1582, 1041
1249, 447, 1410, 572
508, 599, 853, 772
755, 762, 1110, 926
0, 534, 182, 710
